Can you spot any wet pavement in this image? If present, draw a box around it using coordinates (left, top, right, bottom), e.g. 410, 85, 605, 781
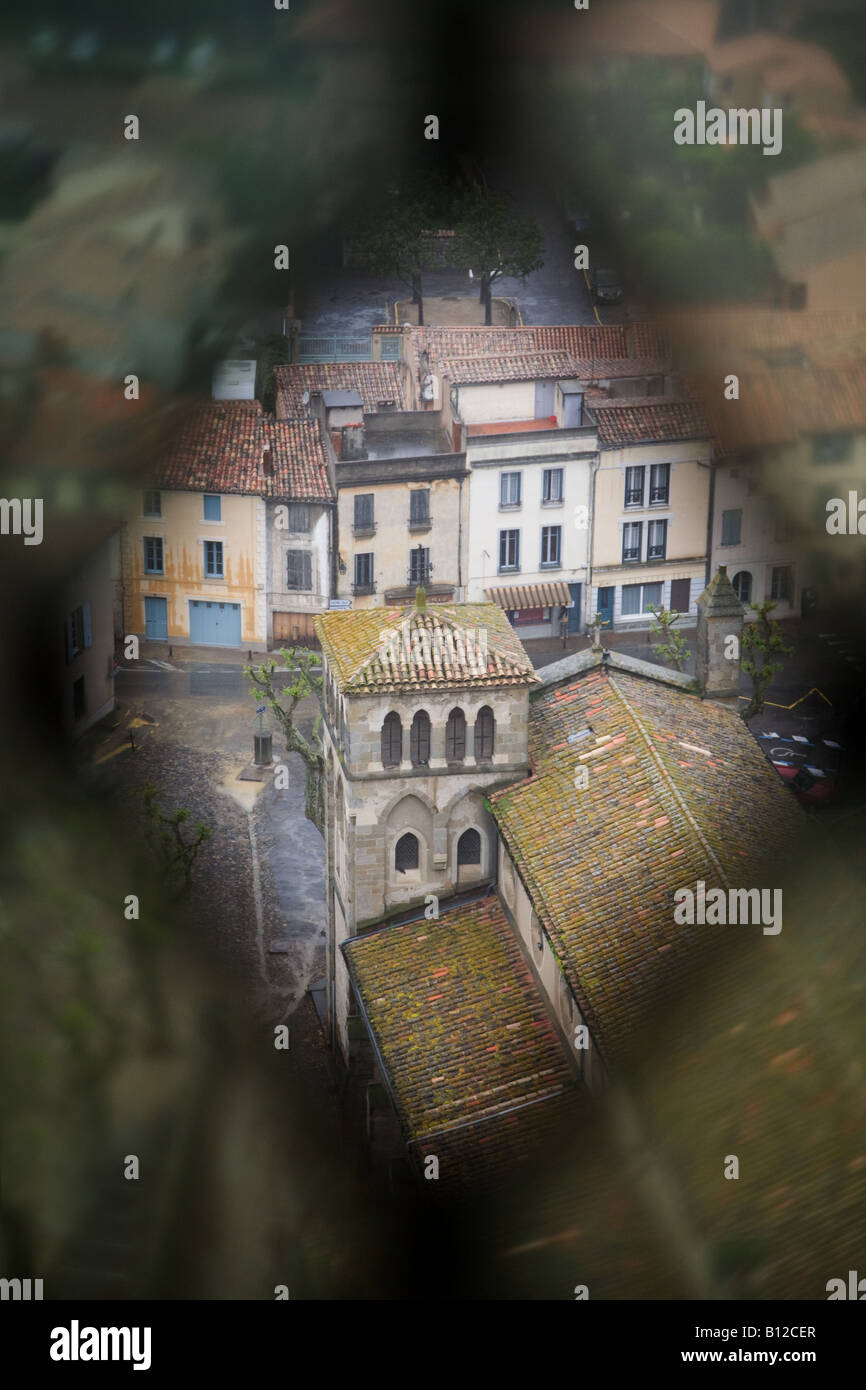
297, 181, 602, 333
84, 650, 327, 1030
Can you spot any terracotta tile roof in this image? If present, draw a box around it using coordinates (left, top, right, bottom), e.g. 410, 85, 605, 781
414, 324, 662, 371
343, 896, 578, 1142
788, 362, 866, 433
573, 356, 667, 381
152, 402, 333, 501
590, 397, 711, 446
315, 602, 539, 694
439, 349, 580, 385
414, 327, 534, 365
484, 827, 866, 1297
693, 373, 796, 453
406, 1088, 587, 1195
261, 417, 333, 502
523, 325, 632, 358
695, 362, 866, 454
485, 581, 572, 610
273, 361, 408, 415
661, 309, 866, 368
489, 667, 805, 1068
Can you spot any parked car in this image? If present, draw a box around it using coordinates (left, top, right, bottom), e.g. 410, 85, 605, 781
589, 267, 624, 304
756, 729, 842, 808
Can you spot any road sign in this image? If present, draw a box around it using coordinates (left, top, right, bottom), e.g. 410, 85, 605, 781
256, 704, 266, 714
329, 598, 352, 610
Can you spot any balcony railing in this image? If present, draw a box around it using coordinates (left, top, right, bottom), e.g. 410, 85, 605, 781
352, 521, 377, 537
408, 569, 433, 588
352, 580, 376, 595
408, 514, 432, 532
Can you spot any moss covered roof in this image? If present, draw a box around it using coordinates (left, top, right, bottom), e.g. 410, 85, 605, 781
315, 602, 539, 695
490, 668, 807, 1068
343, 896, 577, 1144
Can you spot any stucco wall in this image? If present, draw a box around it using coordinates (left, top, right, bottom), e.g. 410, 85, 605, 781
456, 381, 536, 425
498, 838, 602, 1092
124, 488, 266, 646
336, 474, 467, 606
465, 437, 593, 606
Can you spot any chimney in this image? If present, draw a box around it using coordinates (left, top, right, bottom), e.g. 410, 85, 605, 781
695, 565, 745, 701
261, 441, 273, 477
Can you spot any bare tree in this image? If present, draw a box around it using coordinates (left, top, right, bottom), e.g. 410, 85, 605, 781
246, 647, 324, 834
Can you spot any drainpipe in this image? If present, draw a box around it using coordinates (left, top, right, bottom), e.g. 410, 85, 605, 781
585, 456, 599, 633
704, 450, 716, 589
457, 472, 464, 600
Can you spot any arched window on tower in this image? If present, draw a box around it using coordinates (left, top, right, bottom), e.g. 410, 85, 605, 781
445, 707, 466, 764
732, 570, 752, 603
410, 711, 431, 767
395, 832, 420, 875
381, 712, 402, 767
474, 706, 495, 761
457, 828, 481, 866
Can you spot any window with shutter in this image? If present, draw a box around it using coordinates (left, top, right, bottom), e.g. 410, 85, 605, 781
624, 467, 645, 507
542, 468, 563, 503
204, 540, 224, 577
499, 472, 521, 507
474, 706, 494, 760
445, 708, 466, 763
409, 490, 429, 524
540, 525, 561, 566
381, 712, 402, 767
144, 536, 164, 574
649, 464, 670, 504
622, 522, 642, 562
410, 711, 430, 766
647, 519, 667, 560
354, 494, 374, 533
721, 509, 742, 546
286, 550, 312, 591
409, 547, 430, 585
499, 529, 519, 571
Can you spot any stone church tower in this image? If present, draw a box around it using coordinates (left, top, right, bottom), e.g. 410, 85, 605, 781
314, 596, 538, 1061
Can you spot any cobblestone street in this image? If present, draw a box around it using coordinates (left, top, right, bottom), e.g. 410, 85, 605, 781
79, 653, 330, 1066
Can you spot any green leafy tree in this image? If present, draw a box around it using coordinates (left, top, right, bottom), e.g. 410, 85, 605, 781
246, 647, 324, 833
649, 605, 690, 672
347, 175, 452, 326
140, 785, 212, 894
451, 187, 544, 324
740, 601, 794, 722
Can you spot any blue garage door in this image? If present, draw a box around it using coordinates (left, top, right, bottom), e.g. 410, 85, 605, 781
145, 596, 168, 640
189, 600, 242, 647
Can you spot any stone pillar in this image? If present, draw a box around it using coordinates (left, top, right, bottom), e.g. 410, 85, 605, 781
695, 565, 744, 701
